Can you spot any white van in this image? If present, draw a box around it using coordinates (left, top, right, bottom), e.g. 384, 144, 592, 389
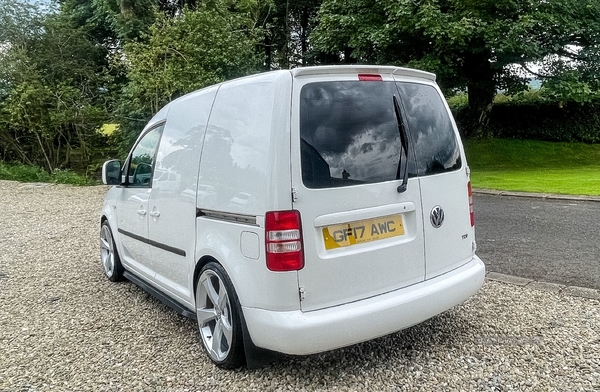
100, 65, 485, 369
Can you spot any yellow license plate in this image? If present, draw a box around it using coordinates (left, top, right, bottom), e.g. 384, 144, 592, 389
322, 214, 404, 250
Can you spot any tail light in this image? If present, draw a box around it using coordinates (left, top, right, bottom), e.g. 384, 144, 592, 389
358, 74, 383, 81
265, 210, 304, 271
468, 181, 475, 227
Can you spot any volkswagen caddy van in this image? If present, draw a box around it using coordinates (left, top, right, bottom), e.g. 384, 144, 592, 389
100, 65, 485, 369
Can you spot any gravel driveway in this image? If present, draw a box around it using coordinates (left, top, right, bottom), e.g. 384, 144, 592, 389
0, 180, 598, 391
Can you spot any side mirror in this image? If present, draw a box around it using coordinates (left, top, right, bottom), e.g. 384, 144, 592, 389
102, 160, 122, 185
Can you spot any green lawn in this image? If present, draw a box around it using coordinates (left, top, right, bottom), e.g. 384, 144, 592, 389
463, 139, 600, 196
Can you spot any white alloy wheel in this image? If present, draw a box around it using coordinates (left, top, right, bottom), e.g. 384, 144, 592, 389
100, 222, 123, 282
100, 224, 115, 277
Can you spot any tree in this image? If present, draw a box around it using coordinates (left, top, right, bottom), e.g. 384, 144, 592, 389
313, 0, 600, 134
89, 0, 158, 42
115, 0, 263, 149
62, 0, 205, 44
262, 0, 324, 69
0, 1, 110, 171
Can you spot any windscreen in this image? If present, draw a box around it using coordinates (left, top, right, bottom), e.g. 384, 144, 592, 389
300, 81, 461, 189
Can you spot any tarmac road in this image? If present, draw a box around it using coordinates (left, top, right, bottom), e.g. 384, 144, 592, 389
474, 193, 600, 290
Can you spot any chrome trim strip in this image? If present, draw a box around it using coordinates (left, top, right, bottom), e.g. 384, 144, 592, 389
197, 209, 257, 226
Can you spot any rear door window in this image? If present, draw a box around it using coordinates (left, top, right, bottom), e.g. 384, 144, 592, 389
396, 83, 461, 176
300, 81, 406, 188
299, 81, 461, 189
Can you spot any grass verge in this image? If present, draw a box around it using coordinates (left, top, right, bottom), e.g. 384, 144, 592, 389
0, 161, 95, 186
3, 139, 600, 193
464, 139, 600, 196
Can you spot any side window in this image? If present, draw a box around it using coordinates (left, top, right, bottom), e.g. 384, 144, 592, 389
396, 83, 462, 176
127, 125, 164, 187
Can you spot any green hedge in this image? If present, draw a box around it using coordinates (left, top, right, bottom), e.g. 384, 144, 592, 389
0, 161, 95, 185
453, 100, 600, 143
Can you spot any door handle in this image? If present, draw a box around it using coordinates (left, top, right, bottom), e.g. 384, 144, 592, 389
149, 211, 160, 217
137, 209, 147, 216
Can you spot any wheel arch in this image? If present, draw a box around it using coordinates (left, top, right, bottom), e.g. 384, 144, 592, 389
192, 255, 219, 299
192, 254, 281, 368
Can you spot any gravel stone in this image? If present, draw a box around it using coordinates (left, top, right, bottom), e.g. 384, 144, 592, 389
526, 281, 566, 293
485, 272, 533, 286
561, 286, 600, 301
1, 180, 599, 391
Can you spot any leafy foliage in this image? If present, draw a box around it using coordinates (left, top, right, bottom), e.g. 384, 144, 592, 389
114, 0, 264, 151
2, 0, 600, 183
0, 2, 111, 172
91, 0, 158, 42
313, 0, 600, 133
453, 97, 600, 143
261, 0, 327, 68
0, 161, 94, 185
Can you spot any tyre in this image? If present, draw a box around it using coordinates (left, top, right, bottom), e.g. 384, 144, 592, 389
100, 221, 124, 282
195, 262, 245, 369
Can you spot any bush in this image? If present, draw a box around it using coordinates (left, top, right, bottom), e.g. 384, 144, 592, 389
452, 97, 600, 143
447, 93, 468, 109
51, 169, 95, 186
0, 162, 51, 182
0, 161, 95, 185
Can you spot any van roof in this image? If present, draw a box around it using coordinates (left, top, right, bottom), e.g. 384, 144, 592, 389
290, 65, 436, 81
148, 65, 436, 129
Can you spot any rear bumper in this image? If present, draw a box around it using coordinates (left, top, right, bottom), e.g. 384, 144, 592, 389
242, 256, 485, 355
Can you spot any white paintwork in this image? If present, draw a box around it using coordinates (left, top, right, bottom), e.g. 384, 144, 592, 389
391, 76, 476, 279
149, 86, 218, 307
290, 71, 426, 312
101, 65, 485, 358
191, 71, 300, 312
291, 65, 436, 81
115, 187, 154, 279
197, 71, 292, 215
420, 171, 475, 278
313, 202, 416, 227
194, 218, 300, 311
240, 231, 260, 260
243, 256, 485, 355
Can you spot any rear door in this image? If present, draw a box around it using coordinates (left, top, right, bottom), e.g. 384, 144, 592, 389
291, 73, 426, 312
394, 81, 475, 278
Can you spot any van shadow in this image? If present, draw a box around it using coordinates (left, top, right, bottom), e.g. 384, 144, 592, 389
253, 309, 474, 378
115, 279, 475, 379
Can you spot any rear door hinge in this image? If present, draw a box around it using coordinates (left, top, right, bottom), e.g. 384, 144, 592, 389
299, 287, 305, 301
292, 188, 298, 202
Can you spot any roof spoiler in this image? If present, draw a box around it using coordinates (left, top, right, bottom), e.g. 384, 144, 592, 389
291, 65, 436, 81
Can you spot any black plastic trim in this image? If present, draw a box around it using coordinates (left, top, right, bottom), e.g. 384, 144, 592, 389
239, 305, 285, 369
123, 271, 196, 319
124, 269, 280, 368
118, 228, 186, 257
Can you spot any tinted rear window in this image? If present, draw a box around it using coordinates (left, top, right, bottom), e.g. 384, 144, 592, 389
300, 82, 402, 188
300, 81, 461, 189
396, 83, 461, 176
